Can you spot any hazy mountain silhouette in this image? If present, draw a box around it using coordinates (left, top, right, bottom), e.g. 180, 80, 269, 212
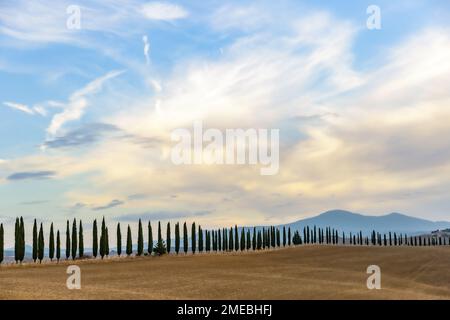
282, 210, 450, 235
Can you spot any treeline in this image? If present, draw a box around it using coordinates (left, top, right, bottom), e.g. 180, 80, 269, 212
0, 217, 449, 264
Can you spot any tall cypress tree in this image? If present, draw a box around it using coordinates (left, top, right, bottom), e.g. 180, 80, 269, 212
20, 217, 25, 262
229, 227, 233, 251
38, 223, 44, 263
137, 219, 143, 256
240, 228, 245, 251
183, 222, 188, 254
246, 229, 251, 250
71, 218, 77, 260
288, 227, 291, 246
32, 219, 38, 262
167, 222, 171, 254
56, 230, 61, 262
100, 217, 106, 259
257, 230, 262, 250
92, 219, 98, 258
117, 223, 122, 256
191, 222, 196, 254
126, 225, 132, 256
283, 226, 286, 247
105, 227, 109, 256
252, 227, 256, 250
175, 222, 180, 254
234, 225, 239, 251
0, 223, 3, 264
79, 220, 84, 258
49, 223, 55, 261
198, 225, 203, 253
66, 220, 70, 260
14, 218, 19, 263
148, 221, 153, 254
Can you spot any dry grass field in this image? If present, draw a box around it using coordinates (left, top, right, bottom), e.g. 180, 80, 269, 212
1, 246, 449, 300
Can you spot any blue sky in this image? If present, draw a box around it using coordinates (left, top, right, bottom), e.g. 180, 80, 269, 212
1, 0, 450, 246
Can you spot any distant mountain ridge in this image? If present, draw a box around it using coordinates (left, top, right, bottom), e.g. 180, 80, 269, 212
281, 210, 450, 235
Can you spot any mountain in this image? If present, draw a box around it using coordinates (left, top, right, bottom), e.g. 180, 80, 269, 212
281, 210, 450, 235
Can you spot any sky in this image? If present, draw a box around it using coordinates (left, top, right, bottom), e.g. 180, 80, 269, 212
1, 0, 450, 246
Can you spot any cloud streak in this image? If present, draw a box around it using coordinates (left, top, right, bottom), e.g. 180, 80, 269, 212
7, 171, 56, 181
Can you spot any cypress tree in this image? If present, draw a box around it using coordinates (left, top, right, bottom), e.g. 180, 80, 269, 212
56, 230, 61, 262
79, 220, 84, 258
105, 227, 109, 256
235, 225, 239, 251
66, 220, 70, 260
92, 219, 98, 258
240, 228, 245, 251
0, 223, 3, 264
198, 225, 203, 253
229, 227, 233, 251
33, 219, 38, 263
148, 221, 153, 254
117, 223, 122, 256
246, 229, 251, 250
167, 222, 171, 254
20, 217, 25, 262
175, 222, 180, 254
71, 218, 77, 260
183, 222, 188, 254
137, 219, 143, 256
257, 230, 262, 250
218, 229, 222, 252
191, 222, 196, 254
283, 226, 286, 247
32, 219, 38, 262
100, 217, 106, 259
126, 225, 132, 256
252, 227, 256, 250
288, 227, 291, 246
49, 223, 55, 261
277, 228, 281, 247
14, 218, 19, 263
38, 223, 44, 263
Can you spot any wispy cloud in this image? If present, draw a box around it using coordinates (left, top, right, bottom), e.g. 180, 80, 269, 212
47, 70, 124, 137
116, 210, 211, 222
141, 2, 188, 21
92, 199, 124, 211
142, 35, 150, 65
3, 102, 34, 115
7, 171, 56, 181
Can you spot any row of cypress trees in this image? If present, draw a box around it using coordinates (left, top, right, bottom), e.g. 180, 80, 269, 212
1, 217, 449, 264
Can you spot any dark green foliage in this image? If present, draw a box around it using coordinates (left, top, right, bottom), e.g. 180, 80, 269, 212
183, 222, 188, 254
175, 222, 180, 254
246, 229, 251, 250
283, 226, 286, 247
100, 217, 106, 259
229, 227, 233, 251
148, 221, 153, 254
257, 230, 262, 250
240, 228, 245, 251
167, 222, 171, 254
292, 231, 301, 245
198, 225, 203, 253
49, 223, 55, 261
117, 223, 122, 256
71, 219, 77, 260
234, 225, 239, 251
137, 219, 143, 256
126, 225, 132, 256
288, 227, 291, 246
66, 220, 70, 259
79, 220, 84, 258
153, 238, 167, 256
191, 222, 196, 254
56, 230, 61, 262
252, 227, 257, 250
0, 223, 3, 264
92, 219, 98, 258
32, 219, 38, 262
38, 223, 44, 263
105, 227, 109, 256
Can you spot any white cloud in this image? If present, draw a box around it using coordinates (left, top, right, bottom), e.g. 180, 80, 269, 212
141, 2, 188, 21
3, 102, 34, 115
47, 70, 124, 137
142, 35, 150, 65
